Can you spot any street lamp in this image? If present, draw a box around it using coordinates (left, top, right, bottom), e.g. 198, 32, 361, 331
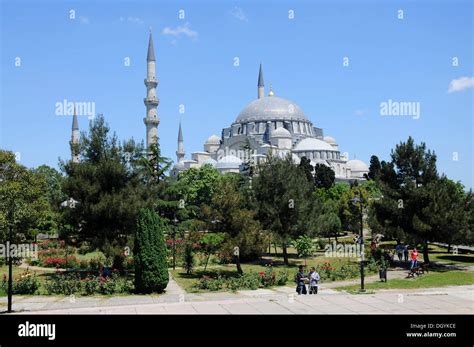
1, 163, 18, 313
171, 217, 179, 270
350, 190, 365, 292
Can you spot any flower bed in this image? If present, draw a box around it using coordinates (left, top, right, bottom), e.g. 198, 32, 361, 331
44, 270, 133, 296
195, 268, 288, 292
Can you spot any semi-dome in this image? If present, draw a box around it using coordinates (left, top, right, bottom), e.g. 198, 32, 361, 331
205, 134, 221, 144
235, 96, 308, 123
202, 158, 217, 166
323, 136, 336, 144
217, 155, 242, 164
272, 127, 292, 138
347, 159, 369, 172
216, 155, 242, 170
293, 138, 334, 151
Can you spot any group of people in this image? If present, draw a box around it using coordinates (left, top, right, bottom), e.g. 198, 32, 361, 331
395, 243, 419, 269
295, 265, 320, 295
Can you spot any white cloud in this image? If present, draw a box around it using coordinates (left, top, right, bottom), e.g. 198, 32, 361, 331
120, 16, 144, 25
448, 76, 474, 93
354, 109, 366, 116
79, 16, 90, 25
162, 22, 198, 39
230, 7, 248, 22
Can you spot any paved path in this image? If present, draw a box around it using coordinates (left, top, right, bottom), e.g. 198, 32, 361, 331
3, 284, 472, 315
2, 269, 472, 315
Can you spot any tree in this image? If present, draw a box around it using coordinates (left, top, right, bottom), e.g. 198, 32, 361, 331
314, 163, 335, 189
314, 198, 342, 241
140, 138, 172, 185
60, 115, 149, 249
299, 157, 314, 183
365, 155, 382, 181
253, 155, 315, 265
177, 164, 221, 208
200, 233, 225, 271
31, 165, 66, 211
373, 137, 439, 263
202, 174, 266, 274
0, 150, 51, 242
423, 177, 472, 250
240, 138, 255, 178
292, 235, 315, 265
134, 209, 169, 293
182, 240, 195, 274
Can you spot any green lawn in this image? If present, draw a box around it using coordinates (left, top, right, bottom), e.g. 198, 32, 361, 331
336, 271, 474, 292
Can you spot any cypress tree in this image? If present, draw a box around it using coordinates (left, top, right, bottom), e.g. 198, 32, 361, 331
134, 208, 169, 293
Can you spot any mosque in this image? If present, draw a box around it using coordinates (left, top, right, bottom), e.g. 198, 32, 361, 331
70, 32, 369, 181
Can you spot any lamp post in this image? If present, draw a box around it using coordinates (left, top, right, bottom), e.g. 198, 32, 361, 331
172, 217, 179, 270
1, 163, 17, 313
350, 190, 365, 292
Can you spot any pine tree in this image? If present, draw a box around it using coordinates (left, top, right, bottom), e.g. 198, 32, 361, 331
366, 155, 382, 181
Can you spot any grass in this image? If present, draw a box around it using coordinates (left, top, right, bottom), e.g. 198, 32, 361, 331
378, 242, 474, 267
336, 271, 474, 292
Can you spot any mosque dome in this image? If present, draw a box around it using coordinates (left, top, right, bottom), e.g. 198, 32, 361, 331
347, 159, 369, 172
272, 127, 292, 138
205, 135, 221, 144
293, 138, 334, 152
235, 96, 308, 124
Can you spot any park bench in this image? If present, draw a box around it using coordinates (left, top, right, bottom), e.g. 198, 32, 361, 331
407, 263, 429, 278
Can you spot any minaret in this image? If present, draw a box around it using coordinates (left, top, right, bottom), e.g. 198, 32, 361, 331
176, 121, 185, 163
143, 30, 160, 154
258, 63, 264, 99
71, 105, 80, 163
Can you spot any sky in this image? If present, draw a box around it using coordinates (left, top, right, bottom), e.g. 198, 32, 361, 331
1, 0, 473, 187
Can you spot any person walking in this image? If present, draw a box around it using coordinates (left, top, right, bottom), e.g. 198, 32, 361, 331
410, 248, 419, 269
308, 267, 320, 294
403, 243, 409, 262
395, 243, 403, 261
295, 265, 307, 295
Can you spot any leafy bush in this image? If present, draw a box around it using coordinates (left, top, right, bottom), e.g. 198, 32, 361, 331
316, 262, 361, 281
89, 254, 107, 270
12, 271, 40, 294
194, 269, 287, 292
134, 209, 169, 293
45, 271, 133, 295
44, 273, 82, 295
316, 239, 327, 250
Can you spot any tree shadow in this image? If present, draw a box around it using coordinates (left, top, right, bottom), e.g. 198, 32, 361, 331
435, 255, 474, 264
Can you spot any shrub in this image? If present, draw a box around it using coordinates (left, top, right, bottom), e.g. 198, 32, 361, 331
316, 239, 327, 250
182, 241, 195, 274
89, 254, 106, 270
12, 271, 39, 294
134, 209, 169, 293
194, 270, 286, 292
44, 273, 82, 295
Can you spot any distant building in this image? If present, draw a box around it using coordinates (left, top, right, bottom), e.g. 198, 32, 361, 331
170, 63, 368, 181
